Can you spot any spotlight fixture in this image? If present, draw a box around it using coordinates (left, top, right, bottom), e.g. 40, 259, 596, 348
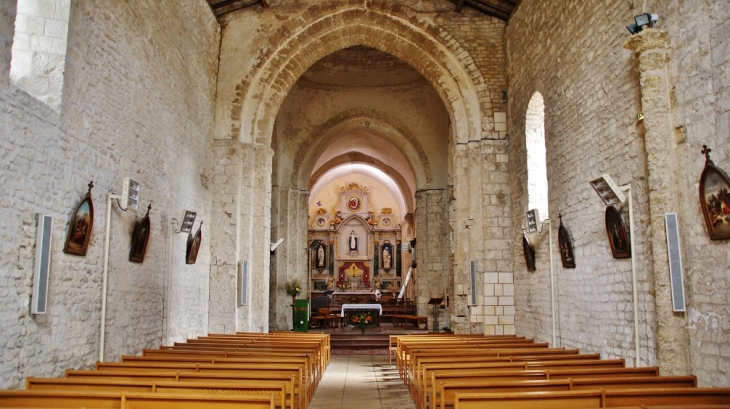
589, 174, 626, 207
175, 210, 197, 234
636, 112, 644, 121
626, 13, 658, 35
525, 209, 542, 233
120, 177, 140, 211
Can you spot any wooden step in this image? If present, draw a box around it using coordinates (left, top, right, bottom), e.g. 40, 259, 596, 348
331, 334, 390, 350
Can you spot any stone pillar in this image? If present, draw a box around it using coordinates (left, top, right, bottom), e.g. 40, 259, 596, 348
269, 187, 308, 330
451, 140, 513, 335
624, 29, 690, 373
414, 189, 451, 328
209, 140, 273, 334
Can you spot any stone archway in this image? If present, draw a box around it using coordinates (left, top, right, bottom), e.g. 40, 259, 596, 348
224, 2, 494, 146
210, 1, 504, 333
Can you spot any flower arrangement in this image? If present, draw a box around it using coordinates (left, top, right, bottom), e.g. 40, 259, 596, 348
284, 278, 302, 298
336, 282, 348, 291
351, 311, 373, 333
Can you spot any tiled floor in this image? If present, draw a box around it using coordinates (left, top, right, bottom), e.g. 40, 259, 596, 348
309, 355, 415, 409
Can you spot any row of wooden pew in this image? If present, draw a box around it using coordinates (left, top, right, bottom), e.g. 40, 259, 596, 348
0, 331, 329, 408
392, 333, 730, 409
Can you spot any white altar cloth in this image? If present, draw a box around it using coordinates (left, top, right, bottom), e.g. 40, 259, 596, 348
340, 303, 383, 317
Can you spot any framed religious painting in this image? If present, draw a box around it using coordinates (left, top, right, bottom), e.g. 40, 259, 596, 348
129, 204, 151, 263
346, 195, 362, 212
699, 145, 730, 240
522, 229, 536, 271
605, 206, 631, 259
63, 181, 94, 256
557, 214, 576, 268
186, 222, 202, 264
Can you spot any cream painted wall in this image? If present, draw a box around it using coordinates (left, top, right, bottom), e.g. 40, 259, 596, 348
309, 174, 402, 227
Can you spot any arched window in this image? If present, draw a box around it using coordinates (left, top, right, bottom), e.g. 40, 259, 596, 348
525, 92, 548, 218
9, 0, 71, 111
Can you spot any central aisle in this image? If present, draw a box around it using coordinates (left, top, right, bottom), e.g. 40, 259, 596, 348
309, 355, 415, 409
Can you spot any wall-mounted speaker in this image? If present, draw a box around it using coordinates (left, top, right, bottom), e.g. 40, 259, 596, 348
239, 260, 248, 306
665, 213, 685, 312
32, 215, 53, 315
470, 260, 477, 306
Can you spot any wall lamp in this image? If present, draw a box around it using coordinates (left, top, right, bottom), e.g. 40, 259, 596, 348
626, 13, 658, 35
589, 174, 626, 207
525, 209, 542, 233
173, 210, 197, 234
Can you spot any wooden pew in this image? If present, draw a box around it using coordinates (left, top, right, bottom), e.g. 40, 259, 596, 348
452, 388, 730, 409
436, 376, 698, 409
416, 359, 626, 402
0, 390, 275, 409
422, 367, 660, 409
95, 360, 310, 404
65, 369, 301, 409
26, 377, 287, 409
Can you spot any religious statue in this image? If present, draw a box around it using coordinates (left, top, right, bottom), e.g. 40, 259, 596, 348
326, 275, 335, 292
330, 211, 342, 227
382, 246, 391, 270
316, 243, 325, 268
349, 230, 358, 251
374, 274, 381, 290
366, 211, 377, 226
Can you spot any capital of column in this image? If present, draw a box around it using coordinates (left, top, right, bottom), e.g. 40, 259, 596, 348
623, 28, 670, 54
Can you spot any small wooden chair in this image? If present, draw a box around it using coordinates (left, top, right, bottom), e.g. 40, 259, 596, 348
318, 308, 340, 328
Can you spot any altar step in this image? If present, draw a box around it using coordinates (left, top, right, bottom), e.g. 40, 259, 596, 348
330, 334, 390, 350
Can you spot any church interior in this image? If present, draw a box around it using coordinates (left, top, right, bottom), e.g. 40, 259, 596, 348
1, 0, 730, 404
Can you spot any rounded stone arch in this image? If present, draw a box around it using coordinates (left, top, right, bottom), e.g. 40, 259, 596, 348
309, 153, 415, 214
292, 113, 431, 191
230, 3, 491, 147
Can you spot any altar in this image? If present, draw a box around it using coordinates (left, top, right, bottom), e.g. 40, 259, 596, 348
341, 303, 383, 326
332, 291, 374, 305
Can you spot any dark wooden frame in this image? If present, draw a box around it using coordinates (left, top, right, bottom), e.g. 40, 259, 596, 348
186, 223, 202, 264
558, 214, 576, 268
522, 229, 536, 271
699, 146, 730, 240
63, 182, 94, 256
605, 206, 631, 259
129, 205, 151, 263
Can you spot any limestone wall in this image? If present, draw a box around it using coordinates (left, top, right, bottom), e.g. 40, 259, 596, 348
506, 0, 730, 385
0, 1, 219, 388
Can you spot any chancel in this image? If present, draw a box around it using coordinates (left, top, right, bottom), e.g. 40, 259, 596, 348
1, 0, 729, 407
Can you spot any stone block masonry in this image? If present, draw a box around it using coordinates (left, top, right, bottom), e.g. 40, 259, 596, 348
0, 0, 219, 389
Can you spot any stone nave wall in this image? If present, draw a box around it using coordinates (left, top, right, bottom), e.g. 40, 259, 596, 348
506, 0, 730, 386
0, 1, 219, 388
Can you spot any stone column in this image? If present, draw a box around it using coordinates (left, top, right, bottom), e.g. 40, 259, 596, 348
624, 29, 690, 373
269, 187, 309, 330
451, 140, 513, 335
414, 189, 451, 328
209, 140, 273, 334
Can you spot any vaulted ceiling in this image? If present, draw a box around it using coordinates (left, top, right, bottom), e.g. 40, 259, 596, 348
206, 0, 519, 22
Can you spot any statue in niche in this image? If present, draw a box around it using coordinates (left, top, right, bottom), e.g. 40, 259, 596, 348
316, 243, 326, 268
349, 230, 358, 251
382, 247, 391, 270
